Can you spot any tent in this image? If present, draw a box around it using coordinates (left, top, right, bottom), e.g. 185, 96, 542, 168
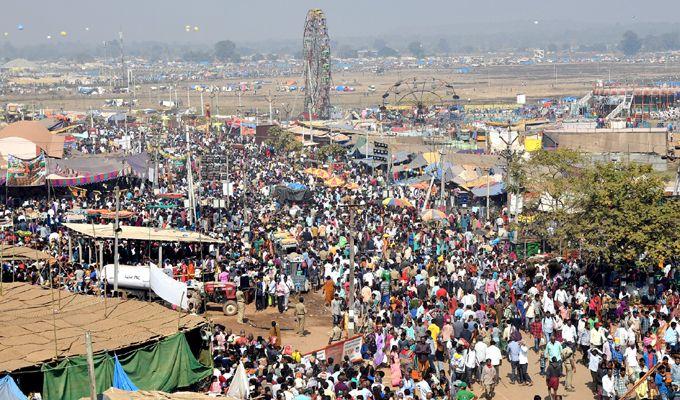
471, 182, 506, 197
112, 355, 138, 391
272, 184, 311, 202
0, 375, 27, 400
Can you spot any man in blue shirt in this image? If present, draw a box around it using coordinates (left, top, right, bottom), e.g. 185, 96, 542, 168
544, 336, 563, 363
655, 365, 670, 400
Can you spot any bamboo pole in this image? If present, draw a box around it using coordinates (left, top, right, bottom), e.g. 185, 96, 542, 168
620, 363, 659, 400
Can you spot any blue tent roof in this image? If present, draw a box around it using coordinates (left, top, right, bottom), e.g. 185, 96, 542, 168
285, 182, 307, 191
471, 182, 506, 197
0, 375, 27, 400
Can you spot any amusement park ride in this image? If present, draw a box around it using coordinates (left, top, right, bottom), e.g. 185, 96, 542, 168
303, 9, 332, 120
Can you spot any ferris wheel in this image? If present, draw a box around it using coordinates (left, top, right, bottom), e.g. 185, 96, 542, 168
382, 77, 459, 116
302, 9, 332, 120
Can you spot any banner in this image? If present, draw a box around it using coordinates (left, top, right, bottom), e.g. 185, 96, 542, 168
302, 335, 363, 364
6, 154, 46, 187
149, 265, 189, 310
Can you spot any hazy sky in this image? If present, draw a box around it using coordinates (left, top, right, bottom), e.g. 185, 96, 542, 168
1, 0, 679, 45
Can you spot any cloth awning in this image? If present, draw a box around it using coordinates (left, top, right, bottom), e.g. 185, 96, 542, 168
63, 223, 224, 243
471, 182, 506, 197
0, 244, 54, 262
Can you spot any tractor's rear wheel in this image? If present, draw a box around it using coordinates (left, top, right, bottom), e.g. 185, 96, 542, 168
223, 300, 237, 316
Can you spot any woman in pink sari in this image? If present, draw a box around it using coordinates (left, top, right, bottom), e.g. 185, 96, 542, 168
390, 345, 403, 387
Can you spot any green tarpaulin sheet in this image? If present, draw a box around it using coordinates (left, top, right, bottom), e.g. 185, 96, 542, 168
41, 333, 211, 400
117, 333, 212, 391
41, 353, 114, 400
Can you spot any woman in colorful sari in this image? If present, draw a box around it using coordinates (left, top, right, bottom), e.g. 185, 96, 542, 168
374, 329, 386, 367
390, 345, 403, 387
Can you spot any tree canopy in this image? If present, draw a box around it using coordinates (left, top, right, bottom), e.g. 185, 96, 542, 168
264, 126, 302, 154
214, 40, 240, 62
620, 31, 642, 56
317, 143, 347, 162
518, 149, 680, 269
408, 41, 426, 58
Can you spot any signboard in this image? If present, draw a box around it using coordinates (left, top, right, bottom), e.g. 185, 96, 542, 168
6, 154, 46, 187
302, 335, 364, 364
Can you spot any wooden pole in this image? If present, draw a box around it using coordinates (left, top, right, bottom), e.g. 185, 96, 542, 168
85, 331, 97, 400
113, 186, 121, 294
620, 363, 659, 400
177, 292, 185, 331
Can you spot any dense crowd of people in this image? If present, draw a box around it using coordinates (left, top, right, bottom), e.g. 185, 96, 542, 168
1, 120, 678, 400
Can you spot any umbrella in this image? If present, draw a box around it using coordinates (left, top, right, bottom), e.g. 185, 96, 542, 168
303, 167, 316, 174
422, 152, 441, 164
421, 209, 447, 222
344, 182, 360, 190
315, 169, 331, 180
324, 176, 346, 188
101, 210, 135, 219
382, 197, 414, 208
157, 192, 185, 199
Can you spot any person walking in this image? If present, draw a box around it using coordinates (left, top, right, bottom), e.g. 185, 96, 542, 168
236, 288, 246, 324
480, 358, 496, 399
545, 357, 562, 400
294, 296, 307, 336
561, 345, 576, 391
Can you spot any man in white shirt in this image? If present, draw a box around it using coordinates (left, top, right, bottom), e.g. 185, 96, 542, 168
601, 368, 615, 399
486, 341, 502, 383
562, 319, 577, 348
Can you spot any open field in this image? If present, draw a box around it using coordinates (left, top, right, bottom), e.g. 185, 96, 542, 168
6, 62, 680, 115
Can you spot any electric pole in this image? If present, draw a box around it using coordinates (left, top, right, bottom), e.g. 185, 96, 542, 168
113, 186, 121, 293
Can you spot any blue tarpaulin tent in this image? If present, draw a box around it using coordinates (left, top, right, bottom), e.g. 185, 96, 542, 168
0, 375, 28, 400
471, 182, 506, 197
112, 355, 139, 391
285, 182, 308, 191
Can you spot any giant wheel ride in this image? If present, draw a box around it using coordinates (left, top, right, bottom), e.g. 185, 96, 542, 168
303, 9, 332, 120
381, 77, 460, 128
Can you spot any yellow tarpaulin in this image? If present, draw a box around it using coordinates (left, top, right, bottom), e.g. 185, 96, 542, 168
524, 137, 542, 152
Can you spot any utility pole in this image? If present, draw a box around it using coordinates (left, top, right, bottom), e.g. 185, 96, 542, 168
486, 170, 491, 220
439, 146, 446, 208
347, 204, 356, 336
85, 331, 97, 400
265, 91, 274, 123
113, 186, 121, 293
185, 127, 197, 226
341, 196, 360, 336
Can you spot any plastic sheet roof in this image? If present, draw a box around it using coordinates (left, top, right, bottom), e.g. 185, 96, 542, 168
64, 223, 224, 244
0, 283, 206, 372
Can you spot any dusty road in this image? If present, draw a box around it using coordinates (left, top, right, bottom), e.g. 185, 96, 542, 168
206, 291, 599, 400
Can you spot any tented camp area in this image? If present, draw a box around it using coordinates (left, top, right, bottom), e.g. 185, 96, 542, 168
0, 283, 212, 400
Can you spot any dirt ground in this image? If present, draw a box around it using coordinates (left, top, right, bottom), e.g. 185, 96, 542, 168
8, 62, 680, 116
206, 290, 598, 400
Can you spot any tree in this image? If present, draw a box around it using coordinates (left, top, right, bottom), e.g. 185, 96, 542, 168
373, 38, 387, 50
264, 126, 302, 153
377, 46, 399, 58
317, 143, 347, 162
574, 162, 679, 268
183, 50, 211, 62
408, 41, 426, 58
251, 53, 264, 62
214, 40, 239, 62
620, 31, 642, 56
436, 38, 450, 55
267, 53, 279, 61
519, 150, 680, 269
521, 149, 585, 250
